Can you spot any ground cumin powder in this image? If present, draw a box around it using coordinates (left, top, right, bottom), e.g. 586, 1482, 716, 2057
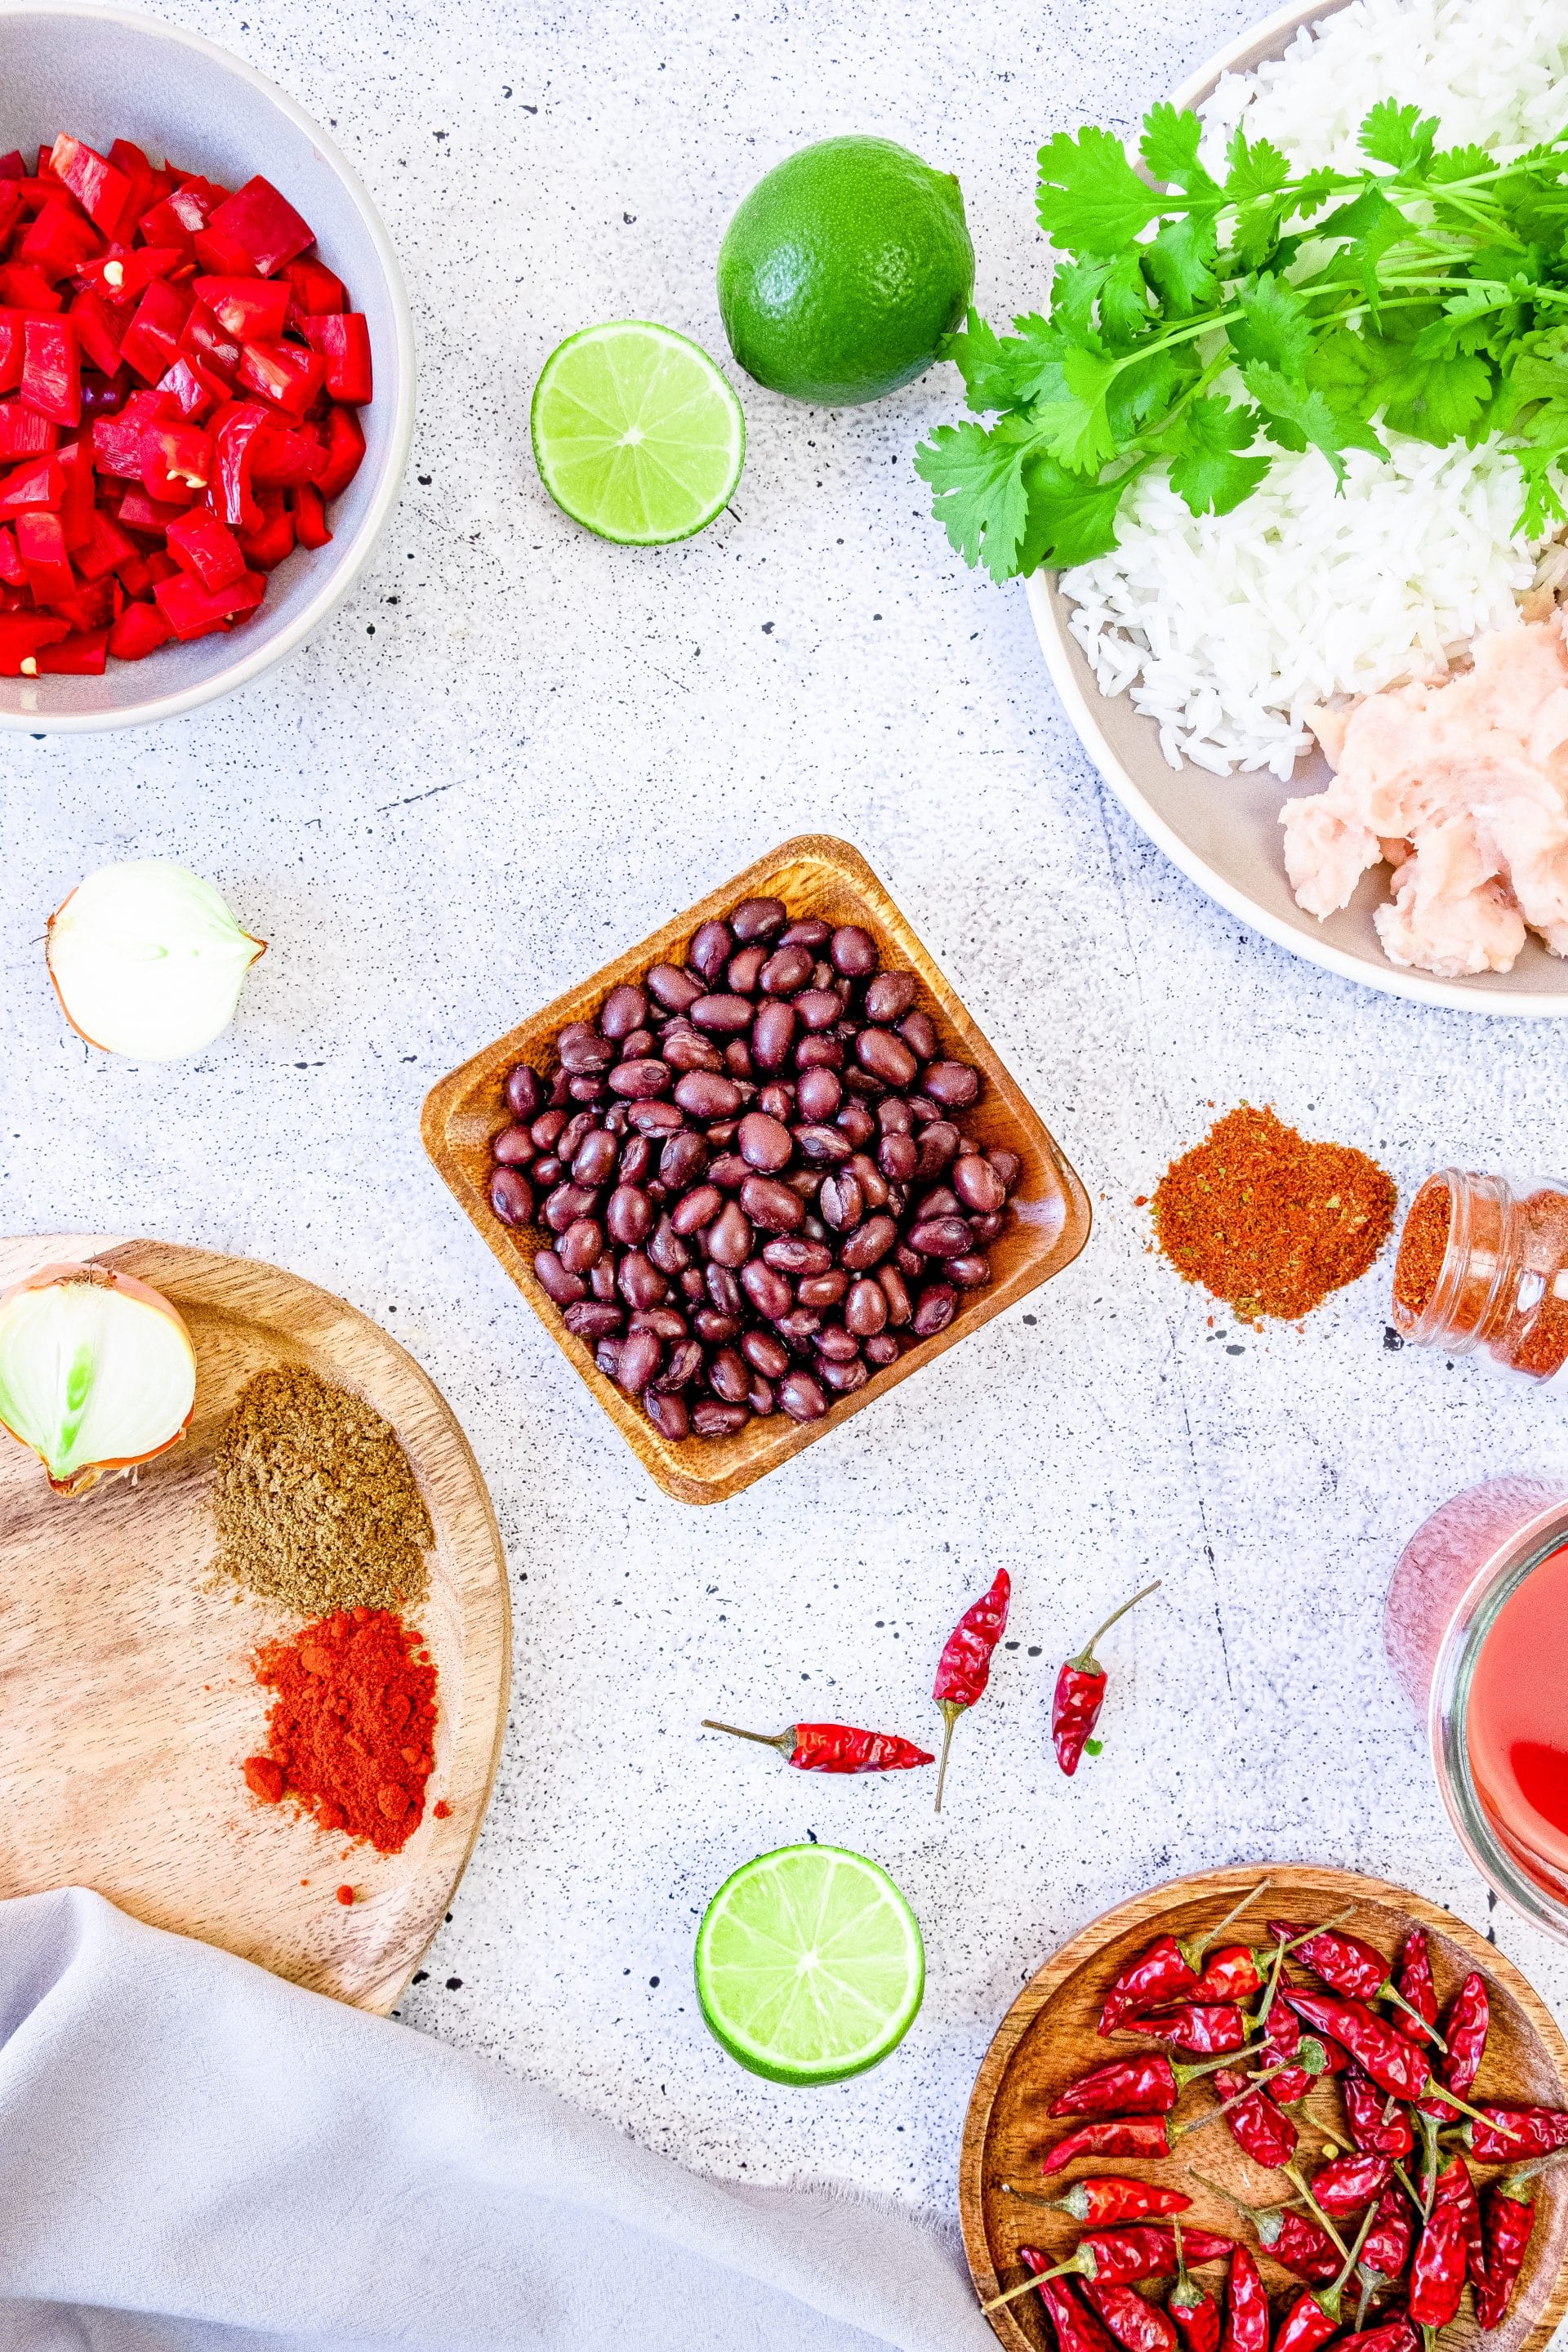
1151, 1104, 1396, 1324
211, 1365, 432, 1617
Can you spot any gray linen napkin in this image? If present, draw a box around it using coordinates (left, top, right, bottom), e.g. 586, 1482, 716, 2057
0, 1889, 996, 2352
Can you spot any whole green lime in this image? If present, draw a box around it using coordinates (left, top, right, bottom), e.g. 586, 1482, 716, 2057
716, 136, 973, 406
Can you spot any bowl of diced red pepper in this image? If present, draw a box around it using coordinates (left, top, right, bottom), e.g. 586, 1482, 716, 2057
0, 6, 414, 728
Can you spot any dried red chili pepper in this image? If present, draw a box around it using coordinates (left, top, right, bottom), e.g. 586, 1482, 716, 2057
1053, 2055, 1184, 2118
1477, 2176, 1537, 2331
1281, 1992, 1446, 2109
1270, 1920, 1440, 2044
1098, 1882, 1272, 2033
1335, 2317, 1418, 2352
988, 2232, 1233, 2320
1218, 2247, 1269, 2352
1409, 2198, 1468, 2335
931, 1566, 1009, 1812
1418, 1972, 1488, 2119
1120, 2006, 1250, 2058
1345, 2071, 1414, 2160
1393, 1929, 1439, 2047
1262, 2001, 1346, 2106
1461, 2105, 1568, 2162
1356, 2185, 1414, 2327
1189, 2176, 1340, 2286
1085, 2280, 1180, 2352
1211, 2069, 1298, 2169
1169, 2220, 1223, 2352
1028, 2266, 1121, 2352
1432, 2156, 1485, 2292
1045, 2119, 1177, 2174
1012, 2179, 1193, 2227
1192, 1947, 1265, 2004
702, 1719, 933, 1772
1312, 2149, 1393, 2217
1275, 2198, 1383, 2352
1053, 1581, 1161, 1775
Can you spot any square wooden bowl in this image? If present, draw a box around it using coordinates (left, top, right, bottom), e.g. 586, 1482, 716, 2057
421, 836, 1091, 1504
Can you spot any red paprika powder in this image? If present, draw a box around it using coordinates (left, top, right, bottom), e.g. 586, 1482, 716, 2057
242, 1606, 437, 1855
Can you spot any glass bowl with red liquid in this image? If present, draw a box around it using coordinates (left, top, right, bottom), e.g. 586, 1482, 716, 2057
1388, 1477, 1568, 1940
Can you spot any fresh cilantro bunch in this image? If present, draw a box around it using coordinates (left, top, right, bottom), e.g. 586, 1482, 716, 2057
914, 100, 1568, 582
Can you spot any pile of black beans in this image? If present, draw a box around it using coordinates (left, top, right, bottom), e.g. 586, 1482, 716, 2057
488, 896, 1022, 1443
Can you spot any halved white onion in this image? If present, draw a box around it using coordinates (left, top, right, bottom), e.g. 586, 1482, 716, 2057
47, 860, 266, 1060
0, 1265, 198, 1495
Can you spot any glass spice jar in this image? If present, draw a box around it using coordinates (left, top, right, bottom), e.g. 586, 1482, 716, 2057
1391, 1169, 1568, 1380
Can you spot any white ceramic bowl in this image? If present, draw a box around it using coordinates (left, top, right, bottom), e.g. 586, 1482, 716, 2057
0, 2, 416, 731
1029, 0, 1568, 1016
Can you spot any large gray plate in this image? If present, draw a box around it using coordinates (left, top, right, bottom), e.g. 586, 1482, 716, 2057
1029, 0, 1568, 1014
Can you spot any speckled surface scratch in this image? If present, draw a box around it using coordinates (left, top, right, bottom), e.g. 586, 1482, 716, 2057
3, 0, 1568, 2288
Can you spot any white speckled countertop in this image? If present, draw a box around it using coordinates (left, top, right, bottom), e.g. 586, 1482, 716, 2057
5, 0, 1568, 2262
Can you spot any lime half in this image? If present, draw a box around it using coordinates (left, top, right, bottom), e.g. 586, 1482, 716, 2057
694, 1844, 924, 2086
531, 321, 745, 545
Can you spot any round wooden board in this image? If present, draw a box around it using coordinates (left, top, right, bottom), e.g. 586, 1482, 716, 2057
961, 1865, 1568, 2352
0, 1234, 511, 2013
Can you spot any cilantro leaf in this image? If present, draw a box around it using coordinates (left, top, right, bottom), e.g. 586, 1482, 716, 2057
1227, 273, 1312, 376
1359, 98, 1438, 172
939, 310, 1027, 412
1360, 337, 1494, 442
1515, 446, 1568, 537
915, 415, 1036, 579
1243, 361, 1388, 481
1428, 142, 1498, 184
1168, 395, 1272, 516
1015, 452, 1134, 572
1225, 124, 1291, 203
1032, 345, 1123, 475
1142, 211, 1218, 316
1140, 103, 1220, 203
1037, 125, 1165, 255
1099, 252, 1153, 345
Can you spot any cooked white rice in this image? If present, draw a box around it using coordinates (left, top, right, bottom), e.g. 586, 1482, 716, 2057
1059, 0, 1568, 778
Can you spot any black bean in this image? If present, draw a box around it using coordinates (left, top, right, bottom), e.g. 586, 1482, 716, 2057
742, 1327, 791, 1378
618, 1251, 668, 1309
988, 1147, 1022, 1192
659, 1131, 707, 1188
797, 1270, 848, 1308
911, 1282, 957, 1337
794, 988, 840, 1031
878, 1131, 917, 1183
647, 963, 704, 1013
652, 1340, 703, 1392
818, 1173, 863, 1232
835, 1101, 876, 1149
737, 1110, 792, 1171
564, 1302, 623, 1339
763, 1236, 831, 1276
543, 1183, 597, 1232
572, 1129, 618, 1187
846, 1277, 888, 1336
954, 1155, 1006, 1214
617, 1328, 662, 1394
608, 1058, 671, 1100
795, 1123, 851, 1165
864, 1331, 899, 1366
740, 1174, 804, 1232
558, 1217, 604, 1276
693, 1398, 751, 1437
778, 1370, 828, 1421
779, 915, 830, 947
830, 925, 877, 977
969, 1211, 1004, 1241
741, 1259, 793, 1321
705, 1263, 742, 1316
760, 944, 813, 995
795, 1067, 841, 1123
645, 1390, 691, 1441
663, 1025, 726, 1074
814, 1325, 859, 1364
675, 1071, 742, 1119
864, 971, 916, 1022
671, 1183, 724, 1236
748, 1376, 777, 1417
688, 920, 732, 982
924, 1061, 980, 1109
898, 1010, 938, 1061
857, 1028, 917, 1089
710, 1347, 751, 1403
492, 1125, 536, 1168
795, 1033, 844, 1071
607, 1184, 654, 1245
729, 895, 787, 942
839, 1214, 897, 1271
751, 1000, 797, 1069
727, 943, 768, 995
706, 1200, 752, 1267
946, 1254, 991, 1287
557, 1019, 615, 1074
694, 1308, 740, 1343
628, 1100, 684, 1134
915, 1120, 962, 1177
506, 1063, 546, 1119
879, 1267, 912, 1325
819, 1356, 869, 1393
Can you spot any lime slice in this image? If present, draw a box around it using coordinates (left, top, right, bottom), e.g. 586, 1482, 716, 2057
694, 1844, 924, 2086
531, 321, 745, 545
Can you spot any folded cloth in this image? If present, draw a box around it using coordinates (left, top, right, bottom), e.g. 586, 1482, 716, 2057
0, 1890, 994, 2352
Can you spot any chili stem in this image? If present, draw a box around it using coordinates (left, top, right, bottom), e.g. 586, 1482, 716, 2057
1178, 2034, 1273, 2083
1175, 2060, 1298, 2138
1332, 2199, 1381, 2298
702, 1720, 790, 1750
1392, 2160, 1427, 2225
1423, 2081, 1522, 2137
933, 1699, 963, 1816
981, 2260, 1080, 2315
1188, 1874, 1273, 1962
1069, 1579, 1163, 1671
1254, 1933, 1290, 2031
1382, 1980, 1447, 2048
1355, 2278, 1374, 2332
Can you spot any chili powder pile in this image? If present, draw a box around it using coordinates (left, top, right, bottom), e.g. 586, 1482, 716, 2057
1392, 1179, 1452, 1329
1150, 1105, 1396, 1323
243, 1606, 437, 1855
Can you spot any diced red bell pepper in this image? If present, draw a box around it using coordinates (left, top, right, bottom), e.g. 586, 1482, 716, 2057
16, 508, 75, 602
35, 622, 109, 673
78, 243, 184, 303
46, 574, 115, 631
138, 175, 226, 252
301, 312, 371, 405
73, 501, 135, 581
315, 403, 365, 499
143, 547, 181, 582
167, 505, 247, 589
0, 522, 23, 584
140, 421, 211, 502
0, 183, 23, 249
192, 274, 289, 341
91, 410, 145, 476
252, 419, 324, 486
204, 176, 314, 278
121, 278, 192, 384
0, 611, 69, 672
0, 265, 64, 314
291, 479, 332, 550
0, 452, 63, 511
107, 140, 155, 232
155, 354, 226, 422
118, 485, 187, 536
108, 597, 173, 658
285, 257, 345, 320
20, 317, 81, 424
212, 399, 270, 530
236, 338, 323, 417
238, 488, 295, 571
48, 136, 135, 236
0, 399, 60, 461
69, 287, 124, 376
177, 301, 241, 383
114, 549, 154, 596
57, 438, 96, 550
154, 564, 265, 639
20, 199, 101, 283
0, 151, 24, 180
0, 310, 26, 396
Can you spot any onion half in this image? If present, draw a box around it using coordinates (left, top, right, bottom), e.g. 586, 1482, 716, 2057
47, 860, 266, 1060
0, 1265, 198, 1495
